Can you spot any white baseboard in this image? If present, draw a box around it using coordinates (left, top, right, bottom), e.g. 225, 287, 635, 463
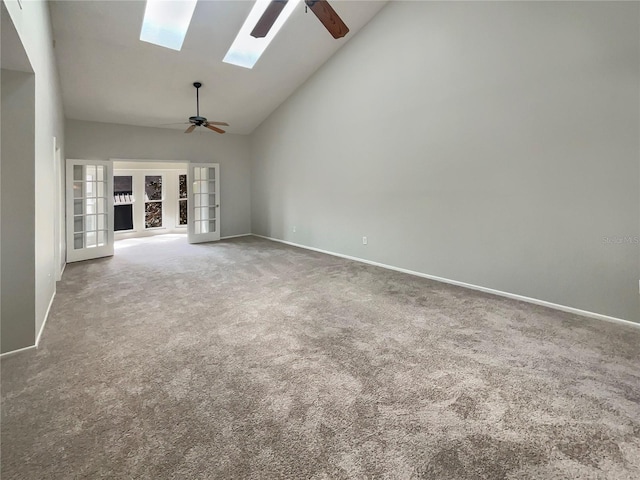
36, 291, 56, 347
2, 286, 57, 358
221, 233, 252, 240
3, 289, 57, 358
0, 344, 36, 359
253, 234, 639, 329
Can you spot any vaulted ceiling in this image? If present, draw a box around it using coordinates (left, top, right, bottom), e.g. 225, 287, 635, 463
49, 0, 387, 134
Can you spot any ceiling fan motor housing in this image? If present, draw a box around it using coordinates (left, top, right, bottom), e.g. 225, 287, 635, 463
189, 115, 207, 126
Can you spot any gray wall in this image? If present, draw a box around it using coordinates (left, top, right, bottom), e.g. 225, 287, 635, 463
251, 1, 640, 322
1, 69, 36, 352
66, 120, 251, 238
3, 0, 67, 350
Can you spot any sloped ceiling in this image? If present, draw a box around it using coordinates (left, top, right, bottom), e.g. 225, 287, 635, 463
50, 0, 387, 134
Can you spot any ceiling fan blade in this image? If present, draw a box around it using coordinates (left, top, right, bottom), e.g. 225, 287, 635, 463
251, 0, 288, 38
305, 0, 349, 39
207, 121, 229, 126
205, 124, 226, 134
184, 125, 196, 134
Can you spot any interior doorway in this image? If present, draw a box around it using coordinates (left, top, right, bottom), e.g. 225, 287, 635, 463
112, 160, 221, 245
112, 160, 189, 240
64, 159, 222, 264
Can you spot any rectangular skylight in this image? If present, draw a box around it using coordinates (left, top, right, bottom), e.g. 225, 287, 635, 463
223, 0, 300, 69
140, 0, 198, 51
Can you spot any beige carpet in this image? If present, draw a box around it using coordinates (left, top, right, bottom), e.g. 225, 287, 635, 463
1, 235, 639, 479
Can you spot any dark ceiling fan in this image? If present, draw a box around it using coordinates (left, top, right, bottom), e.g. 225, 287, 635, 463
184, 82, 229, 134
251, 0, 349, 40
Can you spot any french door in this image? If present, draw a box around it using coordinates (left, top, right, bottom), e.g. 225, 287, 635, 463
66, 159, 114, 262
188, 163, 220, 244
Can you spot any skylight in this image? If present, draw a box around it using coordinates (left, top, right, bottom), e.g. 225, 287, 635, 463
140, 0, 198, 51
223, 0, 300, 69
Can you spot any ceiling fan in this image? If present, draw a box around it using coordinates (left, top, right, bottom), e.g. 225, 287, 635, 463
251, 0, 349, 39
184, 82, 229, 134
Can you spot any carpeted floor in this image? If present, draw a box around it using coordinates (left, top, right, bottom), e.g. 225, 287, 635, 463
1, 235, 639, 479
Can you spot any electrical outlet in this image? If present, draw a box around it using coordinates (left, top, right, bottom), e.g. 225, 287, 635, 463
293, 226, 296, 233
362, 236, 367, 245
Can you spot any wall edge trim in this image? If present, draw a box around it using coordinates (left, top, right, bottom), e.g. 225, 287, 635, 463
36, 290, 56, 347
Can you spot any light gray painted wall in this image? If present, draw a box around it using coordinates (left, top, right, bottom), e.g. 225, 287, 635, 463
1, 0, 65, 354
1, 68, 36, 353
3, 0, 67, 345
66, 120, 251, 238
251, 1, 640, 322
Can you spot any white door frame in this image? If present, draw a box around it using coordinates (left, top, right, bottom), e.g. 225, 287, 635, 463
53, 136, 61, 279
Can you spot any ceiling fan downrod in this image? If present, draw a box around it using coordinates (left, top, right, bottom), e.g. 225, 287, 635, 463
185, 82, 228, 134
193, 82, 202, 117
